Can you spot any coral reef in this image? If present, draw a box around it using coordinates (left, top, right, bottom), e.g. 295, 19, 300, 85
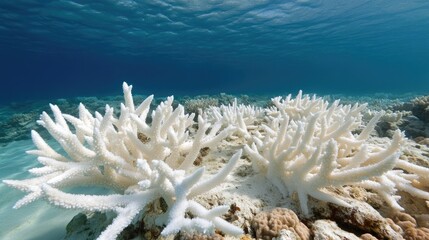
4, 83, 242, 240
391, 95, 429, 138
409, 96, 429, 123
4, 86, 429, 240
183, 97, 219, 114
244, 91, 429, 215
0, 112, 39, 144
363, 109, 409, 138
202, 99, 264, 139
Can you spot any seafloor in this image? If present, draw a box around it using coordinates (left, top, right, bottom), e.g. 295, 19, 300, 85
1, 91, 428, 240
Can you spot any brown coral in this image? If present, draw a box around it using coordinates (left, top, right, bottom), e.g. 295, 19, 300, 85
403, 227, 429, 240
390, 212, 429, 240
251, 208, 310, 240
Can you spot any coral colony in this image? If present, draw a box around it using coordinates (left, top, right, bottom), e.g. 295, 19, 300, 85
4, 83, 429, 240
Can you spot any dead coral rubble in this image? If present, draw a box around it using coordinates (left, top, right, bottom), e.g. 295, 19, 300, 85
314, 198, 403, 239
311, 219, 360, 240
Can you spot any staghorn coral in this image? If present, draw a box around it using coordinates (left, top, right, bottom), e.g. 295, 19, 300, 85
5, 86, 429, 239
244, 91, 429, 215
3, 82, 243, 240
202, 98, 264, 139
363, 109, 409, 138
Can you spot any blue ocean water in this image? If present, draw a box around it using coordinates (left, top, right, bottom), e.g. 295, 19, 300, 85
0, 1, 429, 104
0, 1, 429, 239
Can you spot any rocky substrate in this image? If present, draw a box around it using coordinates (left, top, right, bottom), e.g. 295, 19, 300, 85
64, 134, 429, 240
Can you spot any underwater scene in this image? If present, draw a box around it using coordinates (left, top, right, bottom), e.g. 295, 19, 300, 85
1, 1, 429, 240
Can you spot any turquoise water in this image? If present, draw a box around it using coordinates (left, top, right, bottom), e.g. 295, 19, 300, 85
0, 137, 112, 239
0, 140, 81, 240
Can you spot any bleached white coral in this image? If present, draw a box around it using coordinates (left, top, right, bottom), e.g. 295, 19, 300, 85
6, 86, 429, 238
4, 82, 242, 240
265, 90, 329, 120
245, 92, 429, 215
202, 98, 264, 139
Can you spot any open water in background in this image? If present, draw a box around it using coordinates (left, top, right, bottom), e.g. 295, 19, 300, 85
0, 1, 429, 104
